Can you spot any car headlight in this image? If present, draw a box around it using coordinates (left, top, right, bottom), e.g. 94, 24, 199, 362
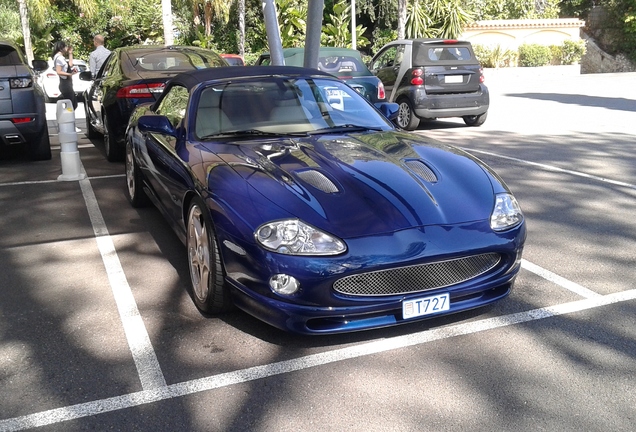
10, 78, 33, 89
256, 219, 346, 255
490, 193, 523, 231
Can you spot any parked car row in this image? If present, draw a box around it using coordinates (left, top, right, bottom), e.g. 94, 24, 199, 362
3, 38, 512, 335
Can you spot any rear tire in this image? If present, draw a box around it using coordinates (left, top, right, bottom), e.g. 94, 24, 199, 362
463, 111, 488, 127
103, 114, 123, 162
125, 139, 150, 207
396, 98, 420, 130
186, 198, 232, 314
29, 125, 52, 161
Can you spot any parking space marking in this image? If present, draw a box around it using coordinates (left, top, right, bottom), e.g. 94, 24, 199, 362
465, 148, 636, 190
2, 286, 635, 431
521, 259, 602, 298
78, 175, 167, 391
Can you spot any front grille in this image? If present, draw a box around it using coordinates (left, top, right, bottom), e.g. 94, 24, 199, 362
333, 253, 501, 296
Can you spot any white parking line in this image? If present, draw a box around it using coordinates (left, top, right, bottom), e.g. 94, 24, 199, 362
465, 148, 636, 190
521, 259, 603, 298
2, 287, 635, 431
78, 175, 166, 391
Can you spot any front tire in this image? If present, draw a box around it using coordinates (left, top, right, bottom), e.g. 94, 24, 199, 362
463, 111, 488, 127
396, 98, 420, 130
187, 198, 232, 314
125, 139, 150, 207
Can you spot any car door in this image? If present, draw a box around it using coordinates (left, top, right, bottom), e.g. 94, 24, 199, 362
85, 52, 115, 134
369, 44, 406, 101
142, 84, 192, 227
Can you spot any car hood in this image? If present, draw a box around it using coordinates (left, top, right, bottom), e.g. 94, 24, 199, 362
200, 131, 498, 238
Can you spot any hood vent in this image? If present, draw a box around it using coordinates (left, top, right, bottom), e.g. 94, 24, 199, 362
404, 160, 438, 183
295, 169, 340, 193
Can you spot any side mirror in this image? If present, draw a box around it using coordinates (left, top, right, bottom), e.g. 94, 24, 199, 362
32, 59, 48, 72
375, 102, 399, 121
79, 71, 93, 81
138, 115, 177, 137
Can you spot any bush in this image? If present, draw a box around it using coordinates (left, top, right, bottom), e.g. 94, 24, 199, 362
518, 43, 552, 67
561, 39, 587, 64
473, 44, 518, 68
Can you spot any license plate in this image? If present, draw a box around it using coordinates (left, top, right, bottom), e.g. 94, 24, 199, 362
445, 75, 463, 84
403, 293, 450, 319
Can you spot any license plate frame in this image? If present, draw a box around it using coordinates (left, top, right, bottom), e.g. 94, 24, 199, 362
403, 293, 450, 320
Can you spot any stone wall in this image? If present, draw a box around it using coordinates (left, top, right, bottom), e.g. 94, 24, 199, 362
580, 33, 636, 74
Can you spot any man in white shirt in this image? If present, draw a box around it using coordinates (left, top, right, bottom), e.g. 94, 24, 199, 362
89, 35, 111, 77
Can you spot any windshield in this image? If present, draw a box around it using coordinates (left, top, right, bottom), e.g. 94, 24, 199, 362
195, 77, 393, 139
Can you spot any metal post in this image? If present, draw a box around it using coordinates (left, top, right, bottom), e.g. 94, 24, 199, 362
263, 0, 285, 65
304, 0, 325, 69
351, 0, 356, 50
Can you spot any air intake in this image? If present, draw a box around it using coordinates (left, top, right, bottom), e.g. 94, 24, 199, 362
404, 160, 438, 183
295, 170, 340, 193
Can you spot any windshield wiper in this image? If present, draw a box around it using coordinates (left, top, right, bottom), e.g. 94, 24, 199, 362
200, 129, 309, 140
308, 124, 384, 135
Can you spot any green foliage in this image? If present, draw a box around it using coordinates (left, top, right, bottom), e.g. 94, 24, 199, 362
0, 3, 22, 42
321, 0, 370, 48
605, 0, 636, 62
277, 0, 307, 48
518, 43, 552, 67
560, 39, 586, 64
405, 0, 435, 38
473, 43, 517, 67
467, 0, 560, 20
371, 28, 398, 55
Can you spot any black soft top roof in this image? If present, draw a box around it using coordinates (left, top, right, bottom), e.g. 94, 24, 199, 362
169, 65, 336, 91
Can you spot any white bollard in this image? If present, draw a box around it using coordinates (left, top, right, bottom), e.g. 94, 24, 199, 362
56, 99, 86, 181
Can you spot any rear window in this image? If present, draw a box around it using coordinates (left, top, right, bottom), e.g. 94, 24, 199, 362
0, 45, 23, 66
412, 44, 476, 66
316, 55, 370, 77
125, 50, 225, 72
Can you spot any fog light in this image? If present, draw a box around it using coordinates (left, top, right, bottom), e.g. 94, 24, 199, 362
269, 274, 300, 295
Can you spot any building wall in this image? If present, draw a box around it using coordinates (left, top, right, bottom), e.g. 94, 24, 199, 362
461, 19, 585, 52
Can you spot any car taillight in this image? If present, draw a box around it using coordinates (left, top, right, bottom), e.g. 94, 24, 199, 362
116, 83, 166, 98
410, 69, 424, 86
11, 117, 34, 124
46, 73, 57, 78
378, 82, 386, 100
443, 39, 458, 44
9, 78, 32, 88
479, 67, 485, 84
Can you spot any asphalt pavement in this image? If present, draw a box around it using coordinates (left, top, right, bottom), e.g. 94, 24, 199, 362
1, 69, 636, 431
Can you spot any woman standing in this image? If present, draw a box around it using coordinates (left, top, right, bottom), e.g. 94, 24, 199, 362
52, 41, 78, 110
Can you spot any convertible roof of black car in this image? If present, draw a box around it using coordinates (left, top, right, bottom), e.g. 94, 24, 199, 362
169, 66, 335, 90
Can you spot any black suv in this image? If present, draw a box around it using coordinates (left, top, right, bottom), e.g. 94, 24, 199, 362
0, 40, 51, 160
369, 39, 489, 130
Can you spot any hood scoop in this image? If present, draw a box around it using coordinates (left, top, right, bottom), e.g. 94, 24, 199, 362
295, 169, 340, 194
404, 159, 438, 183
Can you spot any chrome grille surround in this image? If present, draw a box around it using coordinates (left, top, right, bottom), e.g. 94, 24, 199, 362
404, 160, 438, 183
295, 170, 340, 193
333, 253, 501, 296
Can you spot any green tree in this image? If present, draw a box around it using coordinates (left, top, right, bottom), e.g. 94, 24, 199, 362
322, 0, 370, 47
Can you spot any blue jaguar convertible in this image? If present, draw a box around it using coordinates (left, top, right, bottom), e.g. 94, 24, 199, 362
125, 66, 526, 334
